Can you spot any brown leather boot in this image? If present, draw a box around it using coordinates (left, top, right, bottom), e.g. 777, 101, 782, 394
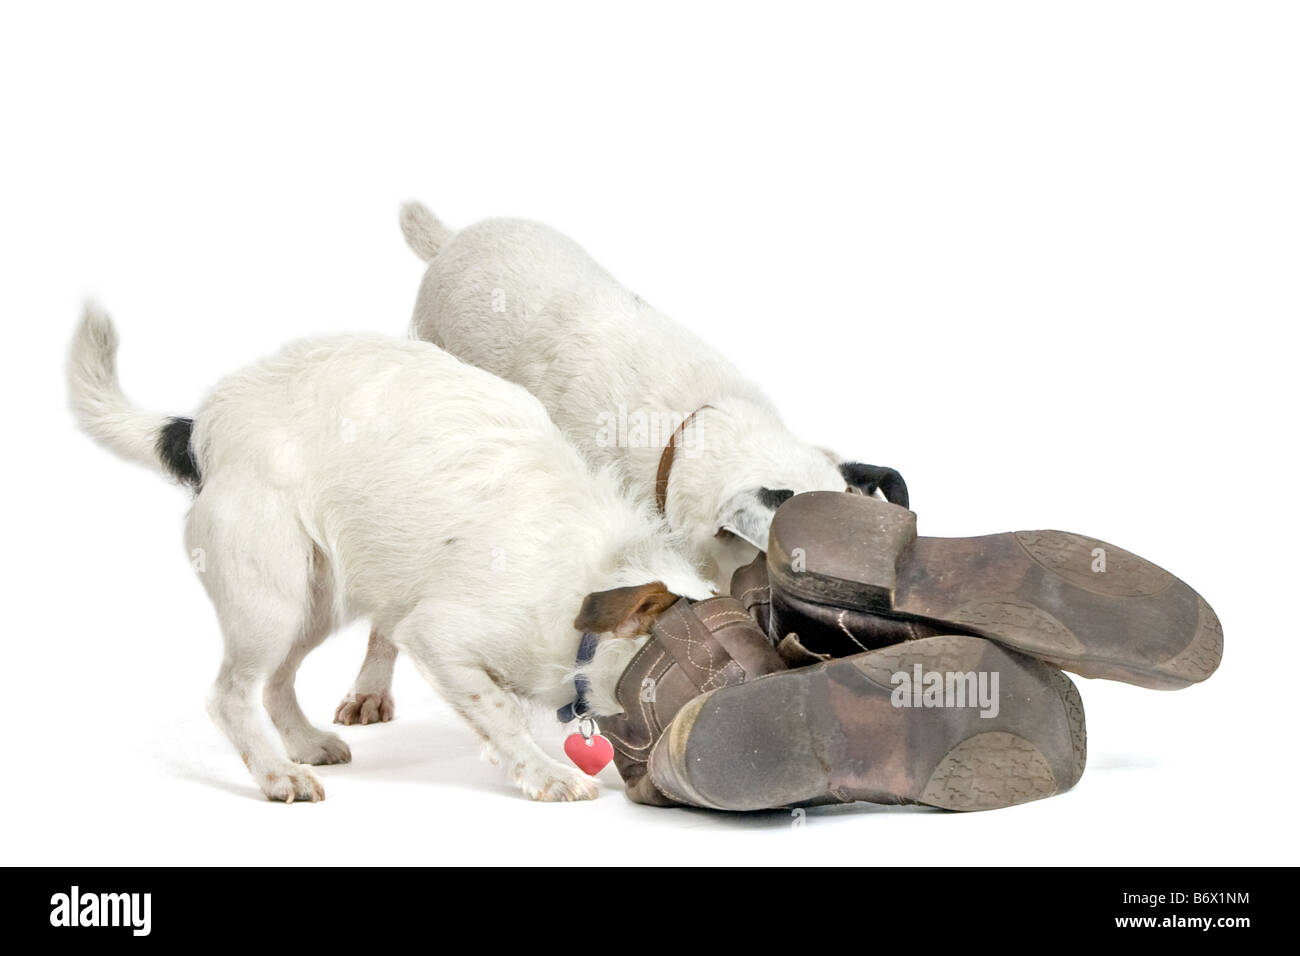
648, 635, 1087, 812
597, 595, 786, 805
765, 491, 1222, 690
600, 594, 1085, 812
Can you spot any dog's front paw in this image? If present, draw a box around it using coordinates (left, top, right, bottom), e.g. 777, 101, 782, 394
259, 763, 326, 804
333, 692, 395, 726
512, 761, 599, 802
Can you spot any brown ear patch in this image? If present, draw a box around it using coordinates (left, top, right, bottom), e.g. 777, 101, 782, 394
574, 582, 679, 638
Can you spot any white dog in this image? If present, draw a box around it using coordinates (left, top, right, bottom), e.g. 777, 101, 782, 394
68, 306, 712, 802
336, 204, 908, 726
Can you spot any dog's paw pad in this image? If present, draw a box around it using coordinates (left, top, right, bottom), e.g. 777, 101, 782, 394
333, 693, 395, 726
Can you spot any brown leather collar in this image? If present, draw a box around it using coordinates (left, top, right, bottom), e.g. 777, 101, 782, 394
655, 406, 712, 516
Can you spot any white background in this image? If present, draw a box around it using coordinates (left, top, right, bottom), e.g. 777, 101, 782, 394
2, 2, 1296, 866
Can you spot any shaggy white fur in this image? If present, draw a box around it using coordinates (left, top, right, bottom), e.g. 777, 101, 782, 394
68, 306, 712, 803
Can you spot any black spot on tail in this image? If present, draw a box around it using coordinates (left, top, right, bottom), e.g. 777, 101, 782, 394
157, 417, 201, 488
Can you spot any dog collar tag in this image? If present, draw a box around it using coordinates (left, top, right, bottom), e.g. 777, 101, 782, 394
564, 718, 614, 776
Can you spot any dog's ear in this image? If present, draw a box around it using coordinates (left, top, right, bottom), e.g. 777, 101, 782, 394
716, 491, 775, 552
839, 462, 909, 508
756, 487, 794, 510
574, 582, 679, 638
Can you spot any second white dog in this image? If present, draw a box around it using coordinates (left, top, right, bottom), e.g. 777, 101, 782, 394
400, 203, 908, 574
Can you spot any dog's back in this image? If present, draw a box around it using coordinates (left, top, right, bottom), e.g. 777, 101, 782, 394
200, 334, 633, 620
402, 209, 770, 473
71, 318, 628, 628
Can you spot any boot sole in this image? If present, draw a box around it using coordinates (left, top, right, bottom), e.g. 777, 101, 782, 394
650, 635, 1086, 812
769, 492, 1222, 689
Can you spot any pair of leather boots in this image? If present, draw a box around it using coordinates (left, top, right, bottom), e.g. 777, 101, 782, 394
599, 492, 1222, 812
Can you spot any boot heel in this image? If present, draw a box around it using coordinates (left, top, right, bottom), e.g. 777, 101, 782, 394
768, 491, 917, 609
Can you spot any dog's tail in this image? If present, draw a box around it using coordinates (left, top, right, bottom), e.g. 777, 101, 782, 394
67, 303, 201, 488
399, 201, 452, 262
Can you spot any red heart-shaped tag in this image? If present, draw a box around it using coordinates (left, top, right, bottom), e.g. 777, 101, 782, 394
564, 732, 614, 776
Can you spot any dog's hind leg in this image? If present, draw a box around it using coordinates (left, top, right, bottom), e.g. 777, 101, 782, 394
265, 555, 352, 765
187, 485, 328, 803
333, 627, 398, 726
